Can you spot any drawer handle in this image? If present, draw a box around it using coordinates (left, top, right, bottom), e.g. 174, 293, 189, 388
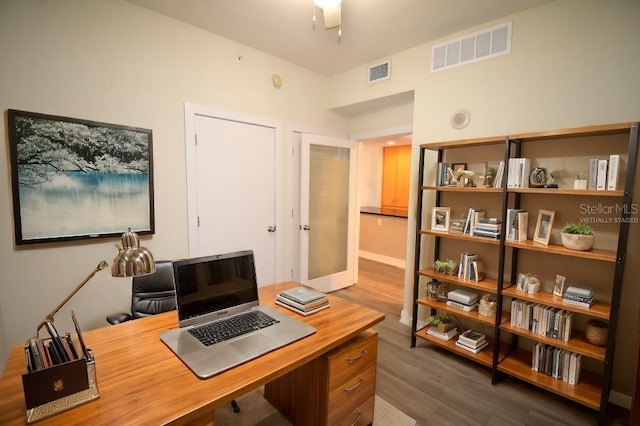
344, 377, 365, 392
347, 349, 367, 362
349, 411, 362, 426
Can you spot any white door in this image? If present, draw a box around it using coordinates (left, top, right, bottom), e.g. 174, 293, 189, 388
300, 134, 358, 292
192, 114, 276, 286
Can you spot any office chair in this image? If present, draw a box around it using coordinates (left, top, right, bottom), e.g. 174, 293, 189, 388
105, 260, 240, 413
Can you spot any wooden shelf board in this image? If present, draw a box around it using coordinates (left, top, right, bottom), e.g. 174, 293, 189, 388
504, 240, 616, 262
500, 323, 606, 361
416, 297, 508, 327
421, 136, 506, 150
417, 268, 507, 292
420, 230, 501, 246
508, 188, 624, 197
509, 122, 635, 142
414, 327, 509, 368
497, 348, 603, 410
422, 185, 503, 193
501, 287, 611, 320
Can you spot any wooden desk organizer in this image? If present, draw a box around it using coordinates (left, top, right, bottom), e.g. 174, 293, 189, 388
21, 349, 99, 423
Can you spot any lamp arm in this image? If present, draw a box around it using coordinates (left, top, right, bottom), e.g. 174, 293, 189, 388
36, 260, 108, 335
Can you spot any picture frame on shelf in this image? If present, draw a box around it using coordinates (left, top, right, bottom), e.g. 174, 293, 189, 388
451, 163, 467, 173
533, 209, 555, 246
431, 207, 451, 232
553, 274, 566, 297
516, 273, 528, 292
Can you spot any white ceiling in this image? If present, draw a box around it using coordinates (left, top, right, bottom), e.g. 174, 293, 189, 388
125, 0, 555, 76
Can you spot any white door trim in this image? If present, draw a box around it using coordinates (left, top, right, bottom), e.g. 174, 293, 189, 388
183, 102, 285, 281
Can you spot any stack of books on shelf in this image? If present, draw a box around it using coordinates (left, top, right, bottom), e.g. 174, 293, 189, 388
589, 155, 623, 190
463, 208, 484, 235
457, 253, 484, 282
276, 287, 329, 316
507, 157, 532, 188
562, 286, 594, 308
473, 217, 501, 240
436, 162, 452, 186
446, 289, 479, 312
532, 344, 582, 385
426, 326, 458, 341
505, 209, 528, 242
455, 329, 488, 354
510, 299, 574, 342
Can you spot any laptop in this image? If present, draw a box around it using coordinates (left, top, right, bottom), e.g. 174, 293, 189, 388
159, 250, 316, 379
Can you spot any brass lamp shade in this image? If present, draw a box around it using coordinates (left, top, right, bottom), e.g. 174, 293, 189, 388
111, 228, 155, 277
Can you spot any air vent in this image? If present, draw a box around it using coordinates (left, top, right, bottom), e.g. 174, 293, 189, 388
368, 60, 391, 83
431, 22, 512, 73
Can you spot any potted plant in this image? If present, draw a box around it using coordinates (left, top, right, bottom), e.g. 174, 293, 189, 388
433, 259, 458, 275
574, 172, 588, 190
561, 222, 595, 251
425, 314, 456, 332
485, 166, 497, 186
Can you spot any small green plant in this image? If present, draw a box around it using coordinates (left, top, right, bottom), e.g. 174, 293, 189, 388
487, 166, 497, 178
433, 259, 457, 274
562, 222, 594, 235
425, 313, 454, 326
576, 172, 588, 180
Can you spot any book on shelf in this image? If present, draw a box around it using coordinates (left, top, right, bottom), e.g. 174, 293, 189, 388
446, 300, 478, 312
463, 208, 482, 235
563, 292, 594, 303
588, 158, 599, 190
447, 288, 479, 305
596, 159, 608, 190
469, 211, 485, 236
562, 298, 594, 309
505, 209, 524, 241
493, 161, 505, 188
507, 158, 531, 188
458, 252, 477, 279
426, 326, 458, 341
471, 260, 485, 282
455, 339, 489, 354
458, 330, 486, 348
515, 211, 528, 242
564, 286, 593, 298
437, 162, 450, 186
607, 154, 623, 190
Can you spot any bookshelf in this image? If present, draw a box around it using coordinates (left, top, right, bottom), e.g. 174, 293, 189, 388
410, 122, 638, 424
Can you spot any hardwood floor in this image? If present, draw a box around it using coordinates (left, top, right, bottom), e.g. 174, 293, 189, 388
333, 258, 630, 426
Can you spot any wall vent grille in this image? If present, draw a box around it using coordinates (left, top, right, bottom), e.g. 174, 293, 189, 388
368, 60, 391, 83
431, 21, 512, 73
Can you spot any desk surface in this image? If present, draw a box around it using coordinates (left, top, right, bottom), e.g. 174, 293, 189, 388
0, 282, 384, 425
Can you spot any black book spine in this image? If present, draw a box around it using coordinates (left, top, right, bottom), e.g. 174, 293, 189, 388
44, 321, 70, 363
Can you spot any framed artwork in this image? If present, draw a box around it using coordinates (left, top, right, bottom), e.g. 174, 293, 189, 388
431, 207, 451, 232
553, 274, 566, 297
533, 209, 555, 246
451, 162, 467, 172
7, 109, 155, 245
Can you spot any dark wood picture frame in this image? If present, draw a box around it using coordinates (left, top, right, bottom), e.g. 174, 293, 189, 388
7, 109, 155, 245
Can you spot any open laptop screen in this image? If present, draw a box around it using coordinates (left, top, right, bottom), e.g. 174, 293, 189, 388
173, 251, 259, 322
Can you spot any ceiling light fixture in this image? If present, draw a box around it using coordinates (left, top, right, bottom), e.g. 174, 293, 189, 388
312, 0, 342, 42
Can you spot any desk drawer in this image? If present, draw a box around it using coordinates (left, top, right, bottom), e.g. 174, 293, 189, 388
327, 364, 376, 425
326, 330, 377, 393
335, 397, 375, 426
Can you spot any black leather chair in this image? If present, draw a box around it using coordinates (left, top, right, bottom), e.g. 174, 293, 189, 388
106, 260, 177, 324
106, 260, 240, 413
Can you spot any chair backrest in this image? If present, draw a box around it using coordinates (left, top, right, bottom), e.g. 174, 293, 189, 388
131, 260, 176, 319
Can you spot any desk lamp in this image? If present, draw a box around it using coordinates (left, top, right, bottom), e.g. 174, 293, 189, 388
36, 228, 155, 335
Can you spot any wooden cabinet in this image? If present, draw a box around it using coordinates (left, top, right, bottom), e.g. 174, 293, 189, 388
265, 329, 377, 426
382, 145, 411, 208
411, 123, 638, 425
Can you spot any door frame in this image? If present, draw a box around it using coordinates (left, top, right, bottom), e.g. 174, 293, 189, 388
184, 102, 285, 281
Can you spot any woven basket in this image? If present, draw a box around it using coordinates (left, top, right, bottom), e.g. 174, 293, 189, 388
478, 294, 496, 317
585, 319, 608, 346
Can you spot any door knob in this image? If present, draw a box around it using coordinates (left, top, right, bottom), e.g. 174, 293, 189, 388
302, 225, 310, 231
267, 226, 276, 232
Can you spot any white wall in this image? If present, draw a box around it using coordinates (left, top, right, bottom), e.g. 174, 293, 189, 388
0, 0, 347, 370
332, 0, 640, 400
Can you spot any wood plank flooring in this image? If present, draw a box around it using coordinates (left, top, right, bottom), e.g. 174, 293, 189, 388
332, 258, 630, 426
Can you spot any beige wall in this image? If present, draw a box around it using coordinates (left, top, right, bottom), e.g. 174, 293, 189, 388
359, 214, 407, 263
0, 0, 347, 371
331, 0, 640, 401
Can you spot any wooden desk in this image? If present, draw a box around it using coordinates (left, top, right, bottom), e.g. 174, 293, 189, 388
0, 282, 384, 425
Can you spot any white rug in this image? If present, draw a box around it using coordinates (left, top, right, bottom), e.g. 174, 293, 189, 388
214, 388, 416, 425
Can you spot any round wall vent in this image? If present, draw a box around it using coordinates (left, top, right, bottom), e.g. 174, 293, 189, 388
450, 109, 471, 129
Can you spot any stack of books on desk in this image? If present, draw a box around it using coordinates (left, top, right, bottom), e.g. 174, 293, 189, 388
455, 329, 488, 354
562, 286, 594, 309
276, 287, 329, 316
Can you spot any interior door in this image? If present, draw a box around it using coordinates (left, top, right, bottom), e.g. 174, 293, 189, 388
300, 133, 358, 292
193, 114, 276, 286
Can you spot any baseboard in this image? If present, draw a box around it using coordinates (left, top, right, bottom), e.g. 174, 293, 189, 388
359, 251, 405, 269
609, 390, 631, 409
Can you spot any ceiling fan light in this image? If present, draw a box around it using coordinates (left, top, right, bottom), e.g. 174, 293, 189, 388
314, 0, 340, 9
323, 6, 341, 29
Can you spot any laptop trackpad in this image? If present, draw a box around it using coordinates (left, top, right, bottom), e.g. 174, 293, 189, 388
230, 333, 276, 355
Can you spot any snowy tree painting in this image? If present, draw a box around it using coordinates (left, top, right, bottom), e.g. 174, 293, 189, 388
8, 110, 154, 244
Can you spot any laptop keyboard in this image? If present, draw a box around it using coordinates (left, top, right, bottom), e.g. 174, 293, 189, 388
188, 311, 280, 346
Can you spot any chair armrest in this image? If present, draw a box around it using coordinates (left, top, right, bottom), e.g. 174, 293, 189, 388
106, 313, 133, 325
